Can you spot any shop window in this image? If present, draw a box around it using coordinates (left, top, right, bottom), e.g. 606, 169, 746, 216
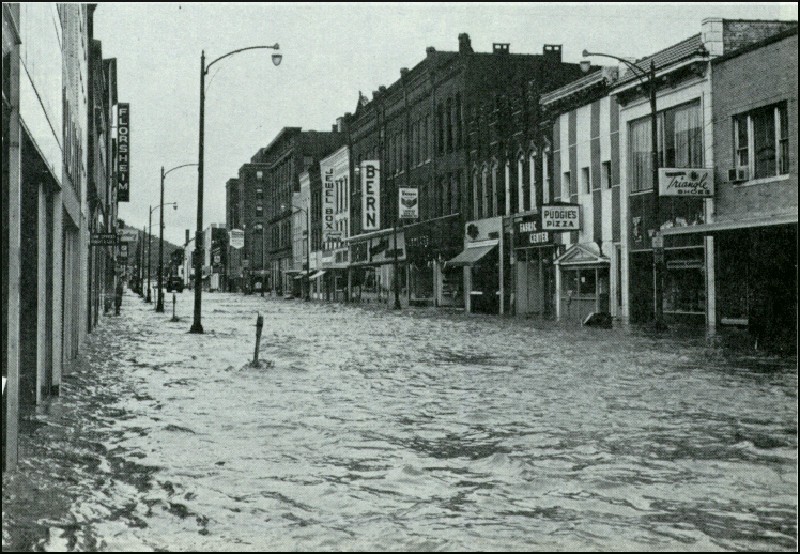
734, 103, 789, 181
663, 252, 705, 315
563, 171, 572, 198
579, 270, 596, 295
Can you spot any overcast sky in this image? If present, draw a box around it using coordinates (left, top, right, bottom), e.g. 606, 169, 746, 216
94, 2, 797, 246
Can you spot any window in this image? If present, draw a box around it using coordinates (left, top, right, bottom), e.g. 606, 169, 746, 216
256, 205, 263, 215
437, 106, 445, 155
734, 103, 789, 181
455, 94, 463, 150
256, 187, 263, 198
257, 170, 263, 180
601, 161, 612, 189
581, 167, 590, 194
629, 100, 703, 192
563, 171, 571, 199
446, 97, 453, 153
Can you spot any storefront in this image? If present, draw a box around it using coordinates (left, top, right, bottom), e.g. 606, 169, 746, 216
346, 229, 406, 305
555, 244, 610, 323
512, 214, 556, 318
445, 217, 505, 315
404, 215, 462, 308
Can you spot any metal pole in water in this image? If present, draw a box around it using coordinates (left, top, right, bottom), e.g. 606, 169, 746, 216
253, 313, 264, 366
171, 292, 178, 322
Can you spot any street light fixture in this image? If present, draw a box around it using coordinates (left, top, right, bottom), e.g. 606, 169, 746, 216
147, 202, 177, 304
190, 43, 282, 334
156, 163, 198, 313
283, 202, 311, 302
581, 49, 666, 330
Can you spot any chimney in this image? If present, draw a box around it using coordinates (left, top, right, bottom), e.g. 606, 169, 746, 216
426, 46, 436, 58
493, 43, 510, 55
336, 116, 344, 132
542, 44, 562, 63
332, 124, 337, 132
701, 17, 724, 57
372, 90, 379, 100
400, 67, 409, 78
458, 33, 473, 54
379, 85, 387, 93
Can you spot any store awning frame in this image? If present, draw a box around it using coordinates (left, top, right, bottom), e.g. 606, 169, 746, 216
444, 241, 498, 268
309, 270, 326, 279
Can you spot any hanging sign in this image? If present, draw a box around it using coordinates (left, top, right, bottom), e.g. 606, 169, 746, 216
541, 204, 581, 231
399, 188, 419, 220
322, 167, 341, 244
658, 168, 713, 197
91, 232, 119, 246
361, 160, 380, 231
513, 214, 552, 248
117, 103, 130, 202
229, 229, 244, 249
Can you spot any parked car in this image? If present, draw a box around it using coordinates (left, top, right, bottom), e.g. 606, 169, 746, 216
166, 276, 184, 293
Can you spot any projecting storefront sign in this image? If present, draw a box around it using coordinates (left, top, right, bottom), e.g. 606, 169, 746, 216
541, 204, 581, 231
118, 229, 138, 242
322, 167, 341, 244
117, 103, 130, 202
90, 232, 118, 246
229, 229, 244, 249
398, 188, 418, 220
361, 160, 380, 231
513, 215, 552, 248
658, 168, 713, 197
118, 243, 128, 259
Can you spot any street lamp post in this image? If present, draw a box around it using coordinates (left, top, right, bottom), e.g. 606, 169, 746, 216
190, 44, 282, 334
147, 202, 177, 305
581, 50, 665, 329
147, 205, 153, 303
157, 163, 197, 312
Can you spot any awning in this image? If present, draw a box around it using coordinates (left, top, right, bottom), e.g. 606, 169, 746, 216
309, 270, 326, 279
445, 243, 497, 267
661, 213, 797, 236
293, 270, 310, 280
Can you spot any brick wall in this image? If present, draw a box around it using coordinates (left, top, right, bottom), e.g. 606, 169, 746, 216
712, 32, 798, 222
723, 20, 797, 54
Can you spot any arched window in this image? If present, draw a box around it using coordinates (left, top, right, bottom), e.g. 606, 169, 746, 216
473, 168, 480, 220
517, 153, 525, 214
529, 148, 538, 212
489, 160, 498, 217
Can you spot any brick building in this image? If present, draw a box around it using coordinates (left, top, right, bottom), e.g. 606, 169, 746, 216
347, 34, 587, 310
249, 127, 344, 294
710, 27, 796, 349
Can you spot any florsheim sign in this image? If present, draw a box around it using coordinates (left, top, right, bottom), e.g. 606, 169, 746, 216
658, 168, 713, 197
117, 103, 130, 202
398, 187, 418, 220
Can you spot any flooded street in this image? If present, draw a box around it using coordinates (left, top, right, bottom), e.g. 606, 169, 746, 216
2, 291, 797, 551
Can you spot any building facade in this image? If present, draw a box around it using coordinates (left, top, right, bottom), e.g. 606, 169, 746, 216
707, 27, 797, 348
3, 3, 120, 471
249, 127, 344, 295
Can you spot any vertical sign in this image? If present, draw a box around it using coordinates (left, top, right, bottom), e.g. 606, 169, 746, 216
322, 167, 340, 245
398, 188, 419, 220
361, 160, 380, 231
117, 103, 130, 202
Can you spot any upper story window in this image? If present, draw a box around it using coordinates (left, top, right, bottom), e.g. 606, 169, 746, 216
581, 167, 591, 194
256, 187, 263, 198
257, 170, 263, 180
629, 100, 703, 192
734, 102, 789, 181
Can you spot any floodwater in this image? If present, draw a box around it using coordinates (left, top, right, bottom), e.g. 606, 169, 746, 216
2, 291, 797, 551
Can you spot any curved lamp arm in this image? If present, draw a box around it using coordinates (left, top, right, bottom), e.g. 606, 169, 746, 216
151, 202, 177, 215
582, 49, 652, 87
206, 44, 280, 73
165, 163, 198, 178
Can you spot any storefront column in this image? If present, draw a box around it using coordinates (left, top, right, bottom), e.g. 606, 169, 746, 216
498, 229, 504, 315
347, 267, 352, 302
51, 195, 63, 392
705, 235, 716, 332
555, 262, 562, 321
464, 266, 472, 312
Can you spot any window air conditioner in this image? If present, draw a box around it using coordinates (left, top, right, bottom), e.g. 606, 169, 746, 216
728, 167, 749, 182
